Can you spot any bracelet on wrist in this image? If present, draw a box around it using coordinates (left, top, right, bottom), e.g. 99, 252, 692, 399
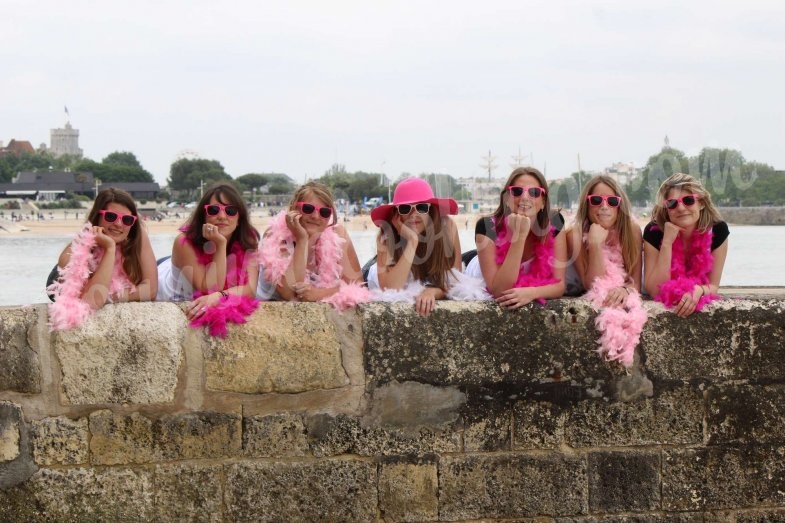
219, 290, 228, 298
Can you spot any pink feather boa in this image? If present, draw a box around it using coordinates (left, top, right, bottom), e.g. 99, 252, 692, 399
258, 211, 369, 310
47, 223, 136, 331
186, 238, 260, 338
654, 226, 718, 311
494, 216, 559, 304
583, 235, 647, 368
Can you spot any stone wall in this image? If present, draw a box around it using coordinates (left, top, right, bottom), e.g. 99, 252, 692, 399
1, 297, 784, 522
719, 206, 785, 225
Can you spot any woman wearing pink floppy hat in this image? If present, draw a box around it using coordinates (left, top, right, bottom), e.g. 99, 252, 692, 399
368, 177, 462, 317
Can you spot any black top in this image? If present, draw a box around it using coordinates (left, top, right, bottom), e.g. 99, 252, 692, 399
475, 212, 565, 241
643, 221, 729, 251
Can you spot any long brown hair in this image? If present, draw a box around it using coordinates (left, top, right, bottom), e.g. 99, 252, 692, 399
378, 206, 457, 291
87, 188, 144, 284
652, 173, 723, 232
490, 167, 552, 241
184, 182, 258, 251
575, 175, 640, 274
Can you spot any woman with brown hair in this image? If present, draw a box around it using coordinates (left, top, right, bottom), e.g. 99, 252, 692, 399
48, 188, 157, 330
470, 166, 566, 308
368, 177, 461, 317
158, 182, 260, 336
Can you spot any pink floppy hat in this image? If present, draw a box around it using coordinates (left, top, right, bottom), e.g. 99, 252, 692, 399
371, 177, 458, 224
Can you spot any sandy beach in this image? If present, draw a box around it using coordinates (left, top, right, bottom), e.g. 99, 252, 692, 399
1, 209, 502, 237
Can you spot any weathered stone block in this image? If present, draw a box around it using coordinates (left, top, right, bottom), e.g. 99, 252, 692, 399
204, 302, 350, 394
224, 460, 377, 522
555, 514, 702, 522
363, 301, 623, 388
89, 409, 241, 465
53, 302, 186, 405
588, 450, 661, 513
243, 413, 309, 457
0, 307, 41, 393
379, 457, 438, 522
565, 385, 704, 448
735, 510, 785, 522
0, 401, 36, 490
643, 300, 785, 381
663, 446, 785, 511
513, 400, 567, 450
0, 402, 20, 462
154, 463, 224, 523
464, 401, 511, 452
707, 384, 785, 444
0, 467, 153, 522
439, 453, 588, 519
30, 416, 89, 466
306, 413, 460, 457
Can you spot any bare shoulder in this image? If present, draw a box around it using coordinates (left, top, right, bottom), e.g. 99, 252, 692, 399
333, 223, 349, 238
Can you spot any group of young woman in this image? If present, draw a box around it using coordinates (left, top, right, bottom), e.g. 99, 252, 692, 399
48, 169, 729, 365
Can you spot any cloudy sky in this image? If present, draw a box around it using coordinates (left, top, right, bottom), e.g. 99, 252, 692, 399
2, 0, 784, 185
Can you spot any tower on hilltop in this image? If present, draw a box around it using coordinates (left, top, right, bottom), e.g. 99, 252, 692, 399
50, 107, 83, 158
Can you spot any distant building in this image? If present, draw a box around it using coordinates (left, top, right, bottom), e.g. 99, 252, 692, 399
49, 122, 83, 158
601, 162, 639, 186
0, 139, 36, 158
0, 170, 159, 200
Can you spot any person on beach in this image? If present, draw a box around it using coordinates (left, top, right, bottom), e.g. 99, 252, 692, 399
48, 188, 157, 330
258, 181, 369, 309
467, 167, 566, 308
157, 183, 260, 337
367, 177, 462, 317
644, 173, 729, 317
567, 175, 645, 367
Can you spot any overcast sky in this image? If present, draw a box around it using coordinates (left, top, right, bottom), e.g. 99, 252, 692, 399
2, 0, 784, 186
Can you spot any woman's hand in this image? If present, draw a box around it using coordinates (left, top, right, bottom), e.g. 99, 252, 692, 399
393, 214, 419, 244
662, 222, 683, 246
507, 214, 531, 243
202, 223, 227, 246
495, 287, 537, 309
415, 287, 440, 317
587, 223, 609, 247
673, 285, 704, 318
292, 282, 331, 302
93, 226, 115, 250
186, 292, 222, 320
602, 286, 629, 308
285, 211, 308, 241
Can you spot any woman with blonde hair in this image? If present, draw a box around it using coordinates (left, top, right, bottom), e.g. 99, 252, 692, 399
644, 173, 728, 317
258, 181, 368, 309
470, 167, 566, 308
568, 175, 644, 367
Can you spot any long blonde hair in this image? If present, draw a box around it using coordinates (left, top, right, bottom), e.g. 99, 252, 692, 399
652, 173, 722, 232
575, 175, 639, 274
289, 181, 338, 227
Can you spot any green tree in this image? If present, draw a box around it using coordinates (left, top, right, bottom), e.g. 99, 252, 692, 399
625, 146, 689, 206
103, 151, 143, 168
168, 158, 232, 194
236, 173, 295, 195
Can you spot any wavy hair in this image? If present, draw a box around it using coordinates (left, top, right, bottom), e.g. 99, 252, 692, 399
652, 173, 723, 232
183, 182, 258, 252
